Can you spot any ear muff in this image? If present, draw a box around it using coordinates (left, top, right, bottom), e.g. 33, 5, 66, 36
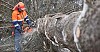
18, 7, 22, 12
17, 5, 22, 12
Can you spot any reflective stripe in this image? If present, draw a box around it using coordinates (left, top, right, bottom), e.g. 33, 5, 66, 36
14, 24, 19, 27
13, 20, 17, 22
17, 19, 24, 21
13, 19, 24, 21
26, 19, 29, 21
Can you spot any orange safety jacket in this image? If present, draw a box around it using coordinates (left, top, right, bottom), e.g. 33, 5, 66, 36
12, 10, 30, 28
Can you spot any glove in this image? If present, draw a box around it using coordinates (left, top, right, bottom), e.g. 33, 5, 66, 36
29, 24, 32, 29
29, 22, 34, 28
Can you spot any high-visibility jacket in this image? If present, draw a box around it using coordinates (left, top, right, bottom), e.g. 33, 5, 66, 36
12, 10, 30, 28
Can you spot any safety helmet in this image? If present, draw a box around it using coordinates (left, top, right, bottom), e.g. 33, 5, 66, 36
13, 2, 25, 10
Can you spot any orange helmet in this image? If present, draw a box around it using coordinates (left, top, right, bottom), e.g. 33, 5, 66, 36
13, 2, 25, 10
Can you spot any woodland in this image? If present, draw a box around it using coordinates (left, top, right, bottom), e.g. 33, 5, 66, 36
0, 0, 100, 52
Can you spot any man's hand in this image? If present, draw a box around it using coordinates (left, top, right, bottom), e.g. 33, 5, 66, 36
29, 22, 34, 28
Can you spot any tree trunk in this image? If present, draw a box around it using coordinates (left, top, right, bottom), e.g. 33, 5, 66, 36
79, 0, 100, 52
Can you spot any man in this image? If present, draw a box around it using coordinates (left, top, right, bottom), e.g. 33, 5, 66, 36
12, 2, 31, 52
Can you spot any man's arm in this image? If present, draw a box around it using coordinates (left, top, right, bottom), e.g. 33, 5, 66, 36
24, 11, 31, 25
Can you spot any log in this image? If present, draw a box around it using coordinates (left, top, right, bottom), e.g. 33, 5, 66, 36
36, 0, 100, 52
37, 11, 81, 52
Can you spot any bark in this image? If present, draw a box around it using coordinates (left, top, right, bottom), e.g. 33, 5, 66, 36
37, 12, 81, 52
79, 0, 100, 52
